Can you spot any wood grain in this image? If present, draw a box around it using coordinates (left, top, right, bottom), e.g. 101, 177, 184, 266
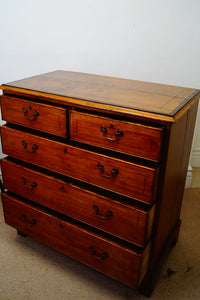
0, 70, 199, 296
151, 99, 199, 261
138, 100, 199, 296
2, 193, 150, 287
1, 126, 158, 204
1, 95, 67, 137
70, 110, 163, 161
1, 70, 199, 118
1, 159, 154, 246
0, 87, 176, 123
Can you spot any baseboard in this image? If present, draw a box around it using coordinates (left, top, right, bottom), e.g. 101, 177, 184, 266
190, 148, 200, 167
185, 165, 193, 189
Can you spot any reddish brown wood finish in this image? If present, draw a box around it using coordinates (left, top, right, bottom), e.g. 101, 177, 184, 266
2, 193, 150, 287
138, 100, 199, 296
0, 71, 199, 297
151, 99, 199, 262
1, 95, 67, 137
1, 159, 155, 246
70, 110, 163, 161
1, 126, 157, 204
0, 70, 198, 117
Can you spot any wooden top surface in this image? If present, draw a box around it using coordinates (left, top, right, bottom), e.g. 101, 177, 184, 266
1, 70, 199, 121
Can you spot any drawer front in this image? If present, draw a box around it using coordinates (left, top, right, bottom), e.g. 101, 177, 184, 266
1, 96, 67, 137
1, 159, 154, 246
70, 111, 163, 161
1, 126, 158, 204
2, 193, 150, 287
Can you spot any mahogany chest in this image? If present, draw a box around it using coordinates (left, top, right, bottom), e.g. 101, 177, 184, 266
0, 71, 199, 296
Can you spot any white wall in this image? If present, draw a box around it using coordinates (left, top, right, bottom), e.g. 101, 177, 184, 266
0, 0, 200, 164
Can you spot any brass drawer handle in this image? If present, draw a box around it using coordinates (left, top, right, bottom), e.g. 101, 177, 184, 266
22, 177, 37, 190
89, 246, 108, 260
22, 107, 39, 121
100, 125, 123, 141
22, 141, 38, 153
93, 205, 113, 220
22, 214, 37, 226
97, 163, 119, 178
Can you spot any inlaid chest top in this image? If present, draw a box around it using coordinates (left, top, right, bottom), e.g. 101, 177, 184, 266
1, 70, 199, 122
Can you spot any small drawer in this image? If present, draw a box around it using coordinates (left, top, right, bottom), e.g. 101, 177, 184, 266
2, 193, 151, 287
0, 95, 67, 137
1, 159, 155, 246
70, 110, 163, 161
1, 126, 158, 204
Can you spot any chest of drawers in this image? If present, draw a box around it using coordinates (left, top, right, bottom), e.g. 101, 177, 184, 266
0, 71, 199, 296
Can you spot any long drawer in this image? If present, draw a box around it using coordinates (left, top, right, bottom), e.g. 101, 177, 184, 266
1, 126, 158, 204
0, 95, 67, 137
70, 110, 163, 161
1, 159, 155, 246
2, 193, 151, 287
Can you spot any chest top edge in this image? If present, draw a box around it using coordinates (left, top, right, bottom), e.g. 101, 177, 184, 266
0, 70, 199, 123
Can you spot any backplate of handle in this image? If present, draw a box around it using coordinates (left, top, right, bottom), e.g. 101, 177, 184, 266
22, 140, 38, 153
89, 246, 108, 260
23, 107, 39, 121
97, 163, 119, 178
100, 125, 123, 141
22, 214, 37, 226
93, 205, 113, 220
22, 177, 37, 190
